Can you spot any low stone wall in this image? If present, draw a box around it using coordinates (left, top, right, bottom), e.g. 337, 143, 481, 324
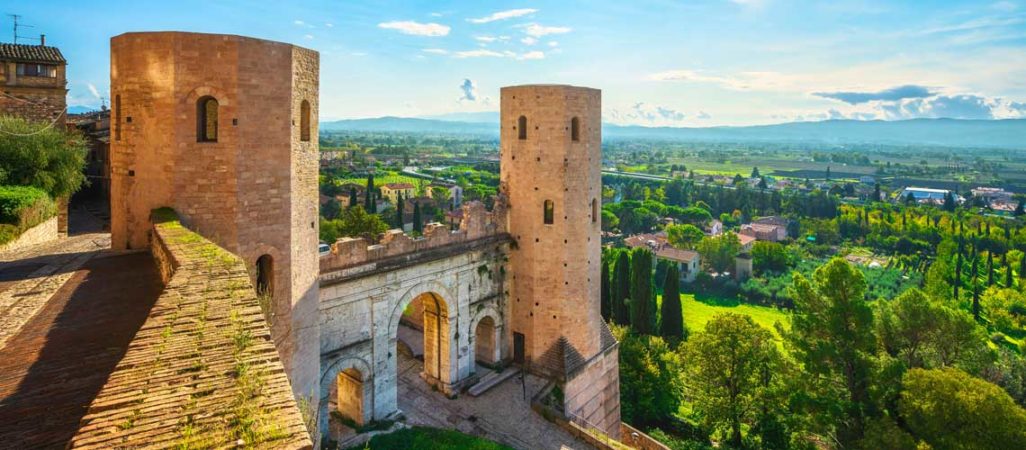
69, 209, 312, 449
0, 216, 58, 254
320, 200, 506, 273
620, 422, 671, 450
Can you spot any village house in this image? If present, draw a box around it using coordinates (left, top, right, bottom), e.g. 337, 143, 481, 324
739, 222, 787, 242
0, 39, 67, 126
972, 187, 1013, 204
624, 232, 701, 283
380, 182, 416, 204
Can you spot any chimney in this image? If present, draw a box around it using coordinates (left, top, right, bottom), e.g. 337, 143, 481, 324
40, 34, 45, 46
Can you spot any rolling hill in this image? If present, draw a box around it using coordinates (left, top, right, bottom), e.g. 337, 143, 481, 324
320, 116, 1026, 150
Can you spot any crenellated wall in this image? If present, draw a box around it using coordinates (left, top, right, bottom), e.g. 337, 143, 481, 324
320, 200, 507, 274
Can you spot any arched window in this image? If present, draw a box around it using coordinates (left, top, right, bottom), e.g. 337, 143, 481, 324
255, 254, 273, 297
571, 117, 580, 141
114, 95, 121, 141
592, 198, 598, 223
197, 96, 219, 142
544, 200, 554, 224
517, 116, 527, 140
300, 99, 311, 142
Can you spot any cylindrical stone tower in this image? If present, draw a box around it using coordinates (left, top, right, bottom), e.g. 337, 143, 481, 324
500, 84, 604, 372
501, 85, 619, 435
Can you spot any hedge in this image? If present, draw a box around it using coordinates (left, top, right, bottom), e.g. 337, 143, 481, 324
0, 185, 56, 245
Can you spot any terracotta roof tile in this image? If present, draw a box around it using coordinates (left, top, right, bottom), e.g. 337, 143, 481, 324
0, 43, 66, 63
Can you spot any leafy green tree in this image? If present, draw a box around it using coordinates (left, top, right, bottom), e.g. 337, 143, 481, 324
751, 167, 760, 178
659, 264, 685, 342
685, 313, 782, 448
322, 197, 341, 220
630, 247, 655, 334
0, 117, 87, 198
612, 250, 632, 325
750, 241, 790, 274
876, 288, 990, 372
786, 258, 875, 447
600, 209, 619, 231
335, 204, 388, 238
697, 232, 741, 274
613, 325, 683, 427
900, 368, 1026, 450
666, 223, 705, 250
678, 206, 713, 226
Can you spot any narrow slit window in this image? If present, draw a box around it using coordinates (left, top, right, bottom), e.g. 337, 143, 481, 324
300, 99, 311, 142
114, 95, 121, 141
591, 198, 597, 223
518, 116, 527, 140
197, 96, 219, 142
544, 200, 554, 224
571, 117, 580, 141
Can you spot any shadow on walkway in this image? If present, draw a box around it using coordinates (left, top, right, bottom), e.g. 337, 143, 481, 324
0, 251, 163, 449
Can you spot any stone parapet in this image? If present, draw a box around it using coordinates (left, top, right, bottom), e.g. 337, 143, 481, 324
320, 200, 506, 274
69, 209, 312, 450
0, 216, 57, 255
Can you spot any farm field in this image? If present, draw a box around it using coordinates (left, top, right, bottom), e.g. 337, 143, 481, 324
337, 173, 422, 188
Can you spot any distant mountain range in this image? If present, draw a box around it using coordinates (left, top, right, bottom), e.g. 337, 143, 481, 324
320, 115, 1026, 149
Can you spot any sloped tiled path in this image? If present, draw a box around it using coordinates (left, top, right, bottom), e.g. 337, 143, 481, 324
0, 251, 163, 449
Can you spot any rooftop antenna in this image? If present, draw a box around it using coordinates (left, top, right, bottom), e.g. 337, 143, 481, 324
7, 14, 35, 44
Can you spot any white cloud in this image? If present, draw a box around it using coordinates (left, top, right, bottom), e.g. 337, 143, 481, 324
87, 83, 101, 99
378, 21, 450, 37
423, 48, 449, 54
521, 23, 572, 37
475, 36, 498, 43
325, 22, 334, 28
518, 51, 545, 60
521, 36, 538, 45
469, 8, 538, 24
351, 52, 367, 57
547, 41, 559, 47
454, 49, 505, 58
293, 20, 306, 26
606, 102, 691, 126
430, 12, 444, 17
304, 34, 314, 40
992, 1, 1017, 12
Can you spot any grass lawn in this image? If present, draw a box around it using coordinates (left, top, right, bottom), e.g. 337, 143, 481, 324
660, 293, 791, 340
345, 426, 513, 450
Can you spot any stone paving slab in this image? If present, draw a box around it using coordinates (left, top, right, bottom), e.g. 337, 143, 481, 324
396, 352, 592, 450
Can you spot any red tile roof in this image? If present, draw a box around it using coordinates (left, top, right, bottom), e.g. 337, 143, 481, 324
0, 43, 66, 63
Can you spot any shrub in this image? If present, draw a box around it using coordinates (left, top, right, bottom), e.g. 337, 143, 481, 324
0, 185, 56, 244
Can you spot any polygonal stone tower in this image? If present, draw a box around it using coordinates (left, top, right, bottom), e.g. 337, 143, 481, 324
501, 85, 621, 435
109, 32, 320, 407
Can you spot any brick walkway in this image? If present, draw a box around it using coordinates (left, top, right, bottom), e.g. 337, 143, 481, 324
0, 207, 110, 350
396, 350, 591, 450
0, 251, 164, 449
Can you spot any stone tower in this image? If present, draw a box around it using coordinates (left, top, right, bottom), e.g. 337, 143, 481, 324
109, 32, 320, 406
500, 85, 621, 435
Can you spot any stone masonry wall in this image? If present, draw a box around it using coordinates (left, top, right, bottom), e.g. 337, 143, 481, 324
69, 210, 311, 449
0, 216, 57, 255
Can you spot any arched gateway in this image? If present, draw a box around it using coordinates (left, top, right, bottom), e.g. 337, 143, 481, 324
317, 221, 510, 437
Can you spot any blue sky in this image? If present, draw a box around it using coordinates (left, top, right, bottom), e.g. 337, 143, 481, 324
11, 0, 1026, 126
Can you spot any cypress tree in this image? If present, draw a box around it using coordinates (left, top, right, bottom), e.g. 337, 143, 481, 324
954, 251, 962, 300
1007, 257, 1014, 288
825, 166, 831, 180
601, 258, 611, 321
612, 251, 631, 325
412, 201, 422, 233
988, 252, 995, 286
659, 264, 684, 342
395, 193, 404, 229
364, 174, 375, 211
1021, 254, 1026, 281
971, 257, 980, 321
629, 247, 655, 334
349, 187, 358, 210
873, 183, 881, 202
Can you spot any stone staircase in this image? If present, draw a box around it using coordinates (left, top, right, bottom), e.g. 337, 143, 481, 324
468, 366, 520, 397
